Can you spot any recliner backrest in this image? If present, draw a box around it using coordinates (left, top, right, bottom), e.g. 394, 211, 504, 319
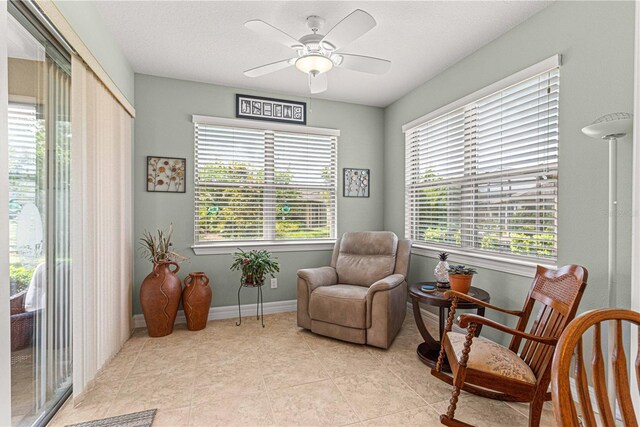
335, 231, 399, 286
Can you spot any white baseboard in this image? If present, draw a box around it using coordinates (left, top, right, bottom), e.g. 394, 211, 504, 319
132, 299, 297, 329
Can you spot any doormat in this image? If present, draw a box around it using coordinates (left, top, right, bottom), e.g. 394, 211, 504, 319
66, 409, 156, 427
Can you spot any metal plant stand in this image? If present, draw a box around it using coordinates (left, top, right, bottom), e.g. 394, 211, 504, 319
236, 279, 265, 327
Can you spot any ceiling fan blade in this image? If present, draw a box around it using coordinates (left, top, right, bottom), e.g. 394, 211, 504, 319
243, 58, 295, 78
334, 53, 390, 75
245, 20, 303, 50
309, 73, 328, 94
320, 9, 376, 51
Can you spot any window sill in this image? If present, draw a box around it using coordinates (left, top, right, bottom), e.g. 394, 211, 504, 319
192, 240, 336, 255
411, 244, 557, 278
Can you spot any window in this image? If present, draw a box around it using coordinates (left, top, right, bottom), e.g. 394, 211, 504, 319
405, 60, 559, 262
193, 117, 338, 249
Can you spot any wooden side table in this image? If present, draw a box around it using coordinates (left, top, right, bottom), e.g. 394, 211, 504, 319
408, 282, 490, 372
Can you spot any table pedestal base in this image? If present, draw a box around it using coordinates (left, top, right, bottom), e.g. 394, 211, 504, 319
416, 342, 451, 373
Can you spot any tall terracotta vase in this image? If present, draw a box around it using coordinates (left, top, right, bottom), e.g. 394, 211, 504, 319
182, 272, 212, 331
140, 261, 182, 337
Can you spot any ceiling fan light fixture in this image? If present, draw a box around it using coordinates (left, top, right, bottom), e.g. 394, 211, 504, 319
321, 41, 336, 51
295, 54, 333, 75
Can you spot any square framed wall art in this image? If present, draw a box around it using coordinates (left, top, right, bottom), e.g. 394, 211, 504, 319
343, 168, 370, 198
147, 156, 186, 193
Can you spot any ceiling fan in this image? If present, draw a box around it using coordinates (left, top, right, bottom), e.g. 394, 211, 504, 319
243, 9, 391, 94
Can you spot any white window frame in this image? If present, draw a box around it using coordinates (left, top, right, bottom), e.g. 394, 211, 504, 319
403, 55, 561, 277
191, 115, 339, 255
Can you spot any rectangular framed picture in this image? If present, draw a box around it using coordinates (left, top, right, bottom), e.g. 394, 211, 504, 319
236, 94, 306, 125
147, 156, 186, 193
343, 168, 370, 198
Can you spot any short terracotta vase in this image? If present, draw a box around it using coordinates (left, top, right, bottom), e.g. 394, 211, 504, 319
140, 261, 182, 337
182, 272, 212, 331
449, 274, 473, 294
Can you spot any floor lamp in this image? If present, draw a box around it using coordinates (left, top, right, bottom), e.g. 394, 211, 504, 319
582, 111, 633, 410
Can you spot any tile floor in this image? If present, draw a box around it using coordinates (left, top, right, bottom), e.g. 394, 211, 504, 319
48, 311, 557, 426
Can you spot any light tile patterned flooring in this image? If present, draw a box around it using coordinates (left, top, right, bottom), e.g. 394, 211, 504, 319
48, 311, 557, 426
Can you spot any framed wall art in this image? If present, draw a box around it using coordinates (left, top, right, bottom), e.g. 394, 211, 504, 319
343, 168, 370, 198
236, 94, 306, 125
147, 156, 186, 193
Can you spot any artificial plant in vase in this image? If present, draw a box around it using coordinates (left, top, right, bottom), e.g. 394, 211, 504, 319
138, 224, 188, 264
447, 265, 477, 295
138, 224, 188, 337
230, 249, 280, 286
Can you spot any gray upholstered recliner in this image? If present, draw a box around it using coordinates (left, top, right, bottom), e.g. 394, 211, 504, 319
297, 231, 411, 349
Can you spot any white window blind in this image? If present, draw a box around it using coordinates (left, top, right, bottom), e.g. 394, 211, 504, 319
194, 121, 337, 245
405, 67, 559, 262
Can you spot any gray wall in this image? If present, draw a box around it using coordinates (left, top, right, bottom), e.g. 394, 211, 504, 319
54, 0, 135, 104
132, 2, 636, 336
133, 74, 385, 314
384, 1, 635, 342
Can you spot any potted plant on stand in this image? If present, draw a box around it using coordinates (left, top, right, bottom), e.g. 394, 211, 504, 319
139, 224, 188, 337
447, 265, 477, 294
230, 249, 280, 286
231, 249, 280, 327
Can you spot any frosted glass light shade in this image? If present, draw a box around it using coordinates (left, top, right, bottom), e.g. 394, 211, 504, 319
582, 113, 633, 140
295, 54, 333, 75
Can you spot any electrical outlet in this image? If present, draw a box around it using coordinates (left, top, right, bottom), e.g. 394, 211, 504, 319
270, 278, 278, 289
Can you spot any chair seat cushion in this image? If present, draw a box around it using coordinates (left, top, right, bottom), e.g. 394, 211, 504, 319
309, 284, 368, 329
446, 332, 536, 384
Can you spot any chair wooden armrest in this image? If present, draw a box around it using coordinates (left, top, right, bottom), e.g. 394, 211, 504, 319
444, 290, 524, 317
458, 313, 558, 346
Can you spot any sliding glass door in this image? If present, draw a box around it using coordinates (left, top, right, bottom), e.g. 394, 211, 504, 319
6, 2, 72, 425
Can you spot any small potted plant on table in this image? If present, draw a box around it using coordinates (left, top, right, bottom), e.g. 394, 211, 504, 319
447, 265, 477, 294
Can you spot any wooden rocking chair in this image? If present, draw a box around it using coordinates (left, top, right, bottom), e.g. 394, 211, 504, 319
431, 264, 588, 427
551, 308, 640, 426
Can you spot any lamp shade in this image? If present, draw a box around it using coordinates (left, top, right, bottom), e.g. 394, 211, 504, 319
295, 54, 333, 75
582, 112, 633, 140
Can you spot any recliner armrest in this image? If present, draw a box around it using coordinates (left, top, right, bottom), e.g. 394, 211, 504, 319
365, 273, 407, 329
367, 274, 405, 295
297, 266, 338, 291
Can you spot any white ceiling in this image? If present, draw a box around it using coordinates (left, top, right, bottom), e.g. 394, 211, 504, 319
94, 1, 551, 107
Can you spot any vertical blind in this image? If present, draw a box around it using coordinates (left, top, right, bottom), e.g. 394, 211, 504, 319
405, 67, 559, 261
47, 59, 73, 405
194, 122, 337, 245
71, 56, 133, 398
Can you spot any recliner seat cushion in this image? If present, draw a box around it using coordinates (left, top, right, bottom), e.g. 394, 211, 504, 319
309, 284, 368, 329
335, 231, 398, 286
